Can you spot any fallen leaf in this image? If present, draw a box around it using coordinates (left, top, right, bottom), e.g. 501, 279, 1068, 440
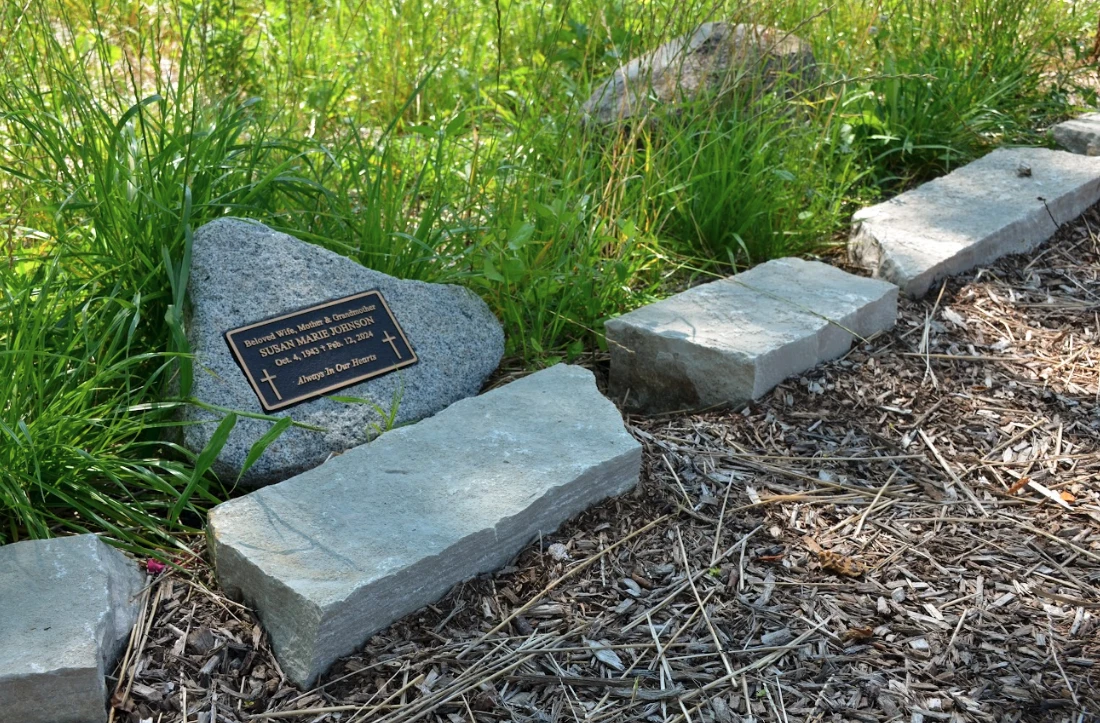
1007, 476, 1030, 495
842, 627, 874, 642
1060, 490, 1076, 503
818, 550, 867, 577
802, 537, 866, 576
109, 690, 135, 713
187, 627, 217, 655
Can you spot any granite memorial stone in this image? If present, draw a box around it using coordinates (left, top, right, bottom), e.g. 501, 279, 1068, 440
183, 218, 504, 486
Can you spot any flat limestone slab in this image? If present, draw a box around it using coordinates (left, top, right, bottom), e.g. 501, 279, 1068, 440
850, 147, 1100, 298
0, 535, 144, 723
208, 364, 641, 687
1052, 113, 1100, 156
605, 257, 897, 414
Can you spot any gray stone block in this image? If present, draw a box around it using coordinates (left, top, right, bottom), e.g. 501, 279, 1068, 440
207, 364, 640, 687
605, 257, 897, 414
184, 218, 504, 487
1052, 113, 1100, 156
0, 535, 144, 723
849, 147, 1100, 298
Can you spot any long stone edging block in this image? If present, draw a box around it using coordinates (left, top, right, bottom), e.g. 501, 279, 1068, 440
1052, 113, 1100, 156
605, 257, 897, 414
0, 535, 144, 723
850, 147, 1100, 298
207, 364, 641, 687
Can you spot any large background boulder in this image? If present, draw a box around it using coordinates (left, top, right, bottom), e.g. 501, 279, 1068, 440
582, 22, 816, 126
183, 218, 504, 487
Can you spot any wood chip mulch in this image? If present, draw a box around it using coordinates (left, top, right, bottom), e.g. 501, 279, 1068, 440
110, 205, 1100, 723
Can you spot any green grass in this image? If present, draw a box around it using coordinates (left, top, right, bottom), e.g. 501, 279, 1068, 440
0, 0, 1097, 550
830, 0, 1080, 185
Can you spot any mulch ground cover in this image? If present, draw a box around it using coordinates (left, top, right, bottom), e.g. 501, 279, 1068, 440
109, 205, 1100, 723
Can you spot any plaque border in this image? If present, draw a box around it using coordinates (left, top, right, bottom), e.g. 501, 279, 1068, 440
223, 289, 418, 412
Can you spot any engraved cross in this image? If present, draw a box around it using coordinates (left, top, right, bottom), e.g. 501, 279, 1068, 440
260, 369, 283, 401
382, 331, 402, 359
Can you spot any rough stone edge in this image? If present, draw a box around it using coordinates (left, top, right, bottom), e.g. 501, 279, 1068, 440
850, 208, 1055, 299
723, 262, 898, 396
208, 367, 642, 687
95, 537, 146, 678
605, 265, 898, 413
212, 451, 642, 688
1052, 114, 1100, 156
301, 450, 639, 685
207, 535, 323, 685
0, 536, 144, 723
849, 152, 1100, 298
605, 317, 755, 413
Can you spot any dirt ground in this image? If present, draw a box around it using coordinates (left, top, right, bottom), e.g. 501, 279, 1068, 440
108, 204, 1100, 723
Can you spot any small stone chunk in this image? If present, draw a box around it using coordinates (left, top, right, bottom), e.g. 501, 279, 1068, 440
1051, 113, 1100, 156
0, 535, 144, 723
849, 147, 1100, 298
184, 218, 504, 487
605, 257, 897, 414
208, 364, 641, 687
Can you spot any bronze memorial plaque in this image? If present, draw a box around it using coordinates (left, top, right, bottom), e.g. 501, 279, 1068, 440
224, 290, 417, 412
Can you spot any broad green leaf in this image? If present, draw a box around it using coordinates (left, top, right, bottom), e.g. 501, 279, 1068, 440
170, 412, 236, 524
237, 416, 292, 483
482, 255, 505, 282
502, 257, 526, 283
506, 221, 536, 249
